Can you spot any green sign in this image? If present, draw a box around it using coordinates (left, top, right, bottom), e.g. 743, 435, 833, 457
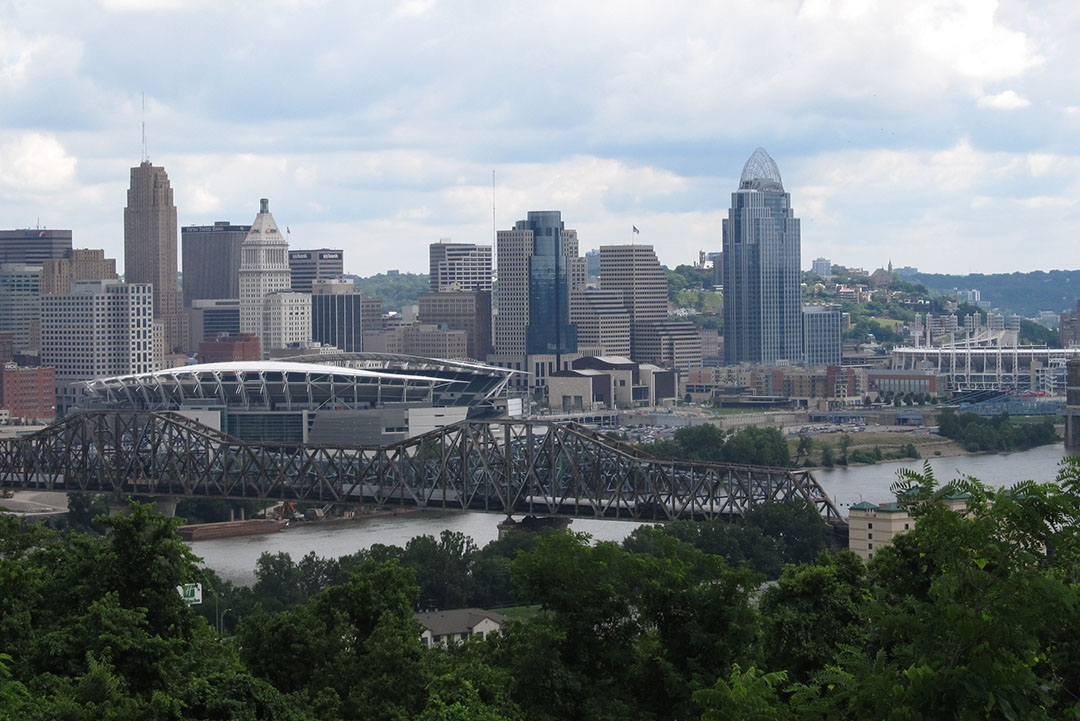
177, 583, 203, 605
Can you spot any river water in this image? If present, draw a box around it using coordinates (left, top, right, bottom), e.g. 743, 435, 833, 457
191, 443, 1076, 585
815, 442, 1073, 511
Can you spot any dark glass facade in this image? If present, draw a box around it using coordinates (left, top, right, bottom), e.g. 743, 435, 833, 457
522, 211, 577, 355
723, 149, 803, 365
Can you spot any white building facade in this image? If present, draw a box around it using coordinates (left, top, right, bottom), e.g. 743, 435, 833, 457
239, 199, 296, 357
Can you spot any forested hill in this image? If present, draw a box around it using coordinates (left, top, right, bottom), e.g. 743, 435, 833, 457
896, 269, 1080, 316
350, 272, 429, 312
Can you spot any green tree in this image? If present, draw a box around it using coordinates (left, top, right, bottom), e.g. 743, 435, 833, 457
819, 443, 835, 468
795, 434, 814, 464
759, 552, 867, 682
837, 434, 853, 465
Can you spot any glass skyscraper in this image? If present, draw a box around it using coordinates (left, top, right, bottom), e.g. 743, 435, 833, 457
521, 211, 577, 356
722, 148, 803, 365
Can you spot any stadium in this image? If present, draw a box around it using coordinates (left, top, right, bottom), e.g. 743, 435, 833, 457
81, 353, 519, 446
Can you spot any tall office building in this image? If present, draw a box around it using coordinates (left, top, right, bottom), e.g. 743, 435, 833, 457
239, 199, 293, 354
40, 249, 118, 296
124, 161, 187, 352
289, 249, 344, 293
428, 241, 492, 292
0, 229, 72, 265
41, 280, 156, 412
495, 211, 579, 358
181, 221, 251, 306
598, 245, 669, 362
802, 304, 843, 366
264, 291, 311, 352
722, 148, 803, 365
0, 264, 42, 354
418, 291, 492, 360
569, 290, 631, 358
311, 279, 382, 352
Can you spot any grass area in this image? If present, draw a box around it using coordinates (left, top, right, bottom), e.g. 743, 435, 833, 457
490, 605, 541, 621
867, 316, 904, 328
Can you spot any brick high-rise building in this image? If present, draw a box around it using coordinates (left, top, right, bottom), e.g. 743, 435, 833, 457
418, 291, 492, 360
182, 221, 250, 306
429, 241, 492, 293
124, 162, 187, 352
40, 249, 118, 296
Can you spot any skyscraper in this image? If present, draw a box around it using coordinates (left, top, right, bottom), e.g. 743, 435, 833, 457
722, 148, 802, 365
41, 280, 155, 413
289, 249, 344, 293
598, 245, 669, 361
40, 249, 118, 296
124, 161, 187, 352
239, 199, 300, 357
0, 229, 72, 265
494, 211, 578, 358
802, 304, 843, 366
0, 264, 42, 354
311, 279, 382, 352
181, 221, 251, 306
429, 241, 492, 292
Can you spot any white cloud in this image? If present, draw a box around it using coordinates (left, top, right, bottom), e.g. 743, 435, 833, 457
978, 89, 1032, 109
0, 133, 77, 192
394, 0, 435, 18
0, 1, 1074, 276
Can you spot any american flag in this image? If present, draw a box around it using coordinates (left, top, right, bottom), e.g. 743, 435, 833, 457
632, 226, 640, 234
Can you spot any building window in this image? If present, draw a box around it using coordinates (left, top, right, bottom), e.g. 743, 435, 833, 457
867, 522, 873, 529
904, 523, 910, 530
867, 543, 873, 550
867, 533, 872, 540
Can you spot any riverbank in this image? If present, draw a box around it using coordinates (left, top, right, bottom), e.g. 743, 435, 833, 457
791, 428, 969, 469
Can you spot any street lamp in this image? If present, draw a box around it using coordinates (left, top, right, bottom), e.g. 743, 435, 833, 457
217, 607, 233, 637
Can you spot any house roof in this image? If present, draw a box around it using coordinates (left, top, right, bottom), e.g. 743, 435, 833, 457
415, 608, 508, 636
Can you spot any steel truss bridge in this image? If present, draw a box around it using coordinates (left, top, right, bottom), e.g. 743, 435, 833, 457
0, 411, 843, 524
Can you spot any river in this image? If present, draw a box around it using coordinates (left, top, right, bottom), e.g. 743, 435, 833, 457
815, 442, 1073, 511
191, 443, 1076, 585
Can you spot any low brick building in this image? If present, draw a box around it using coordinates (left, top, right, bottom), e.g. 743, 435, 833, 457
0, 362, 56, 422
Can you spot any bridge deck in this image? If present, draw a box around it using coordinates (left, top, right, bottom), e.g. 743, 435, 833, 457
0, 411, 844, 524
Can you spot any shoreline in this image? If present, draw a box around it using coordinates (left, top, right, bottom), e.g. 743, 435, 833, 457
802, 438, 1064, 472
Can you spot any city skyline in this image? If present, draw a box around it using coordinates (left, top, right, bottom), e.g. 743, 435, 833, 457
1, 2, 1076, 277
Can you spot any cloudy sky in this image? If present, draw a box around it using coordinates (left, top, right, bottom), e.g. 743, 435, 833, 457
1, 0, 1077, 275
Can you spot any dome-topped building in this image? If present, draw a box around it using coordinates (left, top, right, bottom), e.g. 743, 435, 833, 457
723, 148, 803, 365
738, 147, 784, 192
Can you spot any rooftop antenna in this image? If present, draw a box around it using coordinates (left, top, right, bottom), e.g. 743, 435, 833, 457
141, 92, 148, 163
